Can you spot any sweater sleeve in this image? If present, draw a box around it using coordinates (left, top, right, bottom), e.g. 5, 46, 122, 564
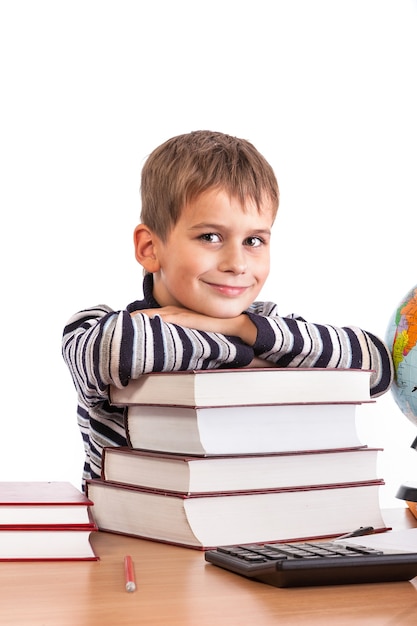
62, 306, 254, 407
245, 302, 393, 397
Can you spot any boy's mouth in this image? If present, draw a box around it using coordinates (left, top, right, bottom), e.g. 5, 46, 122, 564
205, 282, 251, 297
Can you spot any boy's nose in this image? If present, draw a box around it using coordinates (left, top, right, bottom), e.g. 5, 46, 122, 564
218, 245, 247, 274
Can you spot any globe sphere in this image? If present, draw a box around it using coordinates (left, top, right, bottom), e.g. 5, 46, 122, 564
386, 285, 417, 428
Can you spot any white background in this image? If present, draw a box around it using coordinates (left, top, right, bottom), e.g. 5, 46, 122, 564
1, 0, 417, 507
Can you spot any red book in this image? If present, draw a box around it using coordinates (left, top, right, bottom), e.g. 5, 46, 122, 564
122, 402, 365, 455
0, 526, 98, 561
87, 478, 388, 550
110, 367, 373, 408
0, 481, 94, 526
101, 446, 383, 495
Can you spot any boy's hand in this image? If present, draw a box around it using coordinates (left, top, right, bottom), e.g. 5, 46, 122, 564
248, 356, 275, 368
134, 306, 257, 347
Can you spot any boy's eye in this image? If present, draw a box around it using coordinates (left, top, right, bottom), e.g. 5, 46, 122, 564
245, 236, 264, 247
199, 233, 221, 243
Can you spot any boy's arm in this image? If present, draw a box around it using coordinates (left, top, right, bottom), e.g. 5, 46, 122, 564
139, 306, 257, 345
62, 306, 255, 407
245, 305, 394, 397
144, 304, 394, 397
62, 301, 394, 407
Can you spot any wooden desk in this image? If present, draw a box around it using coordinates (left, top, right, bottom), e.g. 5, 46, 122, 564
0, 509, 416, 626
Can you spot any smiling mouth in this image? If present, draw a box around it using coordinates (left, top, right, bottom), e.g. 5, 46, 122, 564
206, 282, 250, 296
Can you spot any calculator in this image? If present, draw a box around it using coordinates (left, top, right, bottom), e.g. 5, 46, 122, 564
204, 540, 417, 587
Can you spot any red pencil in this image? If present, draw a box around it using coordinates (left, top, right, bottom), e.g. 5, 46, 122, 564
124, 555, 136, 592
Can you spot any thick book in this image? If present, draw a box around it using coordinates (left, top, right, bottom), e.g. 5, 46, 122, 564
123, 402, 363, 454
110, 367, 373, 408
102, 446, 383, 495
86, 479, 387, 550
0, 525, 98, 561
0, 481, 94, 526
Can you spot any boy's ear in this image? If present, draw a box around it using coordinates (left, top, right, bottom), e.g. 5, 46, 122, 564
133, 224, 161, 273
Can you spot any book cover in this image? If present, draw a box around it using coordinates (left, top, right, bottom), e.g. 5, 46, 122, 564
110, 367, 373, 408
87, 479, 387, 550
0, 482, 94, 526
101, 446, 383, 495
0, 525, 99, 561
124, 402, 364, 454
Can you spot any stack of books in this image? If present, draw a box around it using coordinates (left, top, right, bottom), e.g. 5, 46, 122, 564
86, 368, 388, 549
0, 481, 98, 560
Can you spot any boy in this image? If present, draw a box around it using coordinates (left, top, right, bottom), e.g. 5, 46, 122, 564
62, 130, 393, 488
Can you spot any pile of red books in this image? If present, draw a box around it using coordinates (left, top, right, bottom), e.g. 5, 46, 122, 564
0, 481, 98, 561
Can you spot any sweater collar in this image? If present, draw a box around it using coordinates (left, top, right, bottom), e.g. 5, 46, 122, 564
126, 273, 161, 313
142, 273, 160, 308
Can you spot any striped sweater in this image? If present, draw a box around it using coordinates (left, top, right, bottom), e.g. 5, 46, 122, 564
62, 274, 393, 488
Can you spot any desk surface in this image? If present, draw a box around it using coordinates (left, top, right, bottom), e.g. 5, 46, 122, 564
0, 509, 416, 626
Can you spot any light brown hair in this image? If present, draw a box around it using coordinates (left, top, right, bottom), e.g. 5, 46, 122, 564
140, 130, 279, 240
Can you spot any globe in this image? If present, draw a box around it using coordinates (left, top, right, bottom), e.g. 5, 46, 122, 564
386, 284, 417, 428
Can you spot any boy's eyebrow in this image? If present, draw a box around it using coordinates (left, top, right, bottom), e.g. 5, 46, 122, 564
188, 222, 272, 236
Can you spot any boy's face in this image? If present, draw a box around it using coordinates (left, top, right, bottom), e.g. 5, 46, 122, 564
150, 188, 274, 318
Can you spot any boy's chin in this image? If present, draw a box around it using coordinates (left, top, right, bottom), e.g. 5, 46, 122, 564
196, 305, 247, 319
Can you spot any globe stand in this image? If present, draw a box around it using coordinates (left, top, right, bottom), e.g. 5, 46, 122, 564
396, 483, 417, 520
396, 437, 417, 520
